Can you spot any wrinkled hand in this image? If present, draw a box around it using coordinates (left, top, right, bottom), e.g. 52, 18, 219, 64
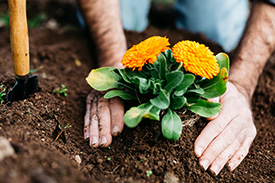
84, 90, 124, 147
195, 81, 257, 175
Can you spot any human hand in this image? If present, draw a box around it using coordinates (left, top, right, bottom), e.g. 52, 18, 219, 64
194, 81, 257, 175
84, 90, 124, 147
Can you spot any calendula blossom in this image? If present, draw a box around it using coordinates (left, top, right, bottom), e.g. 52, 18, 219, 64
172, 40, 219, 79
121, 36, 170, 71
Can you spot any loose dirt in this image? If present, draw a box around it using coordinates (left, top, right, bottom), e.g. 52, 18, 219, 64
0, 1, 274, 182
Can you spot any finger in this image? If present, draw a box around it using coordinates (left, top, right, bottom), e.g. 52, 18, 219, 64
199, 110, 252, 171
228, 125, 256, 171
98, 97, 112, 147
109, 97, 124, 136
206, 97, 220, 121
84, 92, 93, 139
198, 117, 241, 171
208, 130, 246, 175
89, 97, 99, 147
208, 97, 219, 103
194, 98, 240, 157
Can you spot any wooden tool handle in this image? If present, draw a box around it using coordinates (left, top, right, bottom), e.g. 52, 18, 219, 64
8, 0, 30, 76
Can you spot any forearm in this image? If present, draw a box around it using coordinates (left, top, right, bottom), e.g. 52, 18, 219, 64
78, 0, 127, 68
229, 0, 275, 99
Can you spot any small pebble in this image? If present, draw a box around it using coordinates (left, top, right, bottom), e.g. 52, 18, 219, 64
164, 171, 179, 183
46, 19, 59, 30
0, 137, 15, 161
74, 155, 82, 164
97, 158, 103, 164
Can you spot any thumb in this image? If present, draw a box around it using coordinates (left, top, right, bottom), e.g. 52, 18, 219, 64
206, 97, 220, 121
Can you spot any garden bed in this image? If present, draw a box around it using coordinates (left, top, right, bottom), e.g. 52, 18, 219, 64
0, 1, 274, 182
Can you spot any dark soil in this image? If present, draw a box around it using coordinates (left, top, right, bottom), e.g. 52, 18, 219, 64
0, 1, 275, 182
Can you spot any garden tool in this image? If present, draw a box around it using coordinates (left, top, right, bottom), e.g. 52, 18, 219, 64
7, 0, 38, 102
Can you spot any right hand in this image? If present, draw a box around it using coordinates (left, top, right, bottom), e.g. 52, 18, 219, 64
195, 82, 257, 175
84, 89, 124, 147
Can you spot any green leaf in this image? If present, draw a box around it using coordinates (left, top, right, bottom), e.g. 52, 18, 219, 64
124, 102, 160, 128
186, 96, 200, 105
170, 96, 186, 110
156, 53, 167, 79
216, 53, 230, 71
186, 99, 221, 117
175, 74, 195, 96
161, 109, 182, 141
28, 13, 47, 28
164, 49, 172, 61
200, 68, 228, 98
132, 77, 150, 94
116, 69, 131, 83
148, 79, 161, 95
164, 71, 184, 93
124, 67, 148, 80
104, 90, 136, 100
144, 65, 159, 80
185, 88, 205, 95
196, 52, 229, 98
86, 67, 122, 91
150, 89, 170, 109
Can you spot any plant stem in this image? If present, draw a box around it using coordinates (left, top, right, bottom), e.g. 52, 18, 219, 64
135, 89, 142, 104
176, 61, 183, 71
118, 82, 135, 91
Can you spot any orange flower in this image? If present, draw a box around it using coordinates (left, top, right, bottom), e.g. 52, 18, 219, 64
121, 36, 170, 71
172, 40, 219, 79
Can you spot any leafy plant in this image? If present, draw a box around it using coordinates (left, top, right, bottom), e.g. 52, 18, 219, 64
0, 84, 6, 104
30, 65, 43, 74
0, 12, 10, 27
54, 123, 72, 142
53, 84, 68, 96
86, 36, 229, 141
0, 12, 47, 28
146, 170, 153, 177
28, 13, 47, 28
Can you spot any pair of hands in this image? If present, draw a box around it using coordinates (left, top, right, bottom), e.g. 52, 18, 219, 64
83, 81, 256, 175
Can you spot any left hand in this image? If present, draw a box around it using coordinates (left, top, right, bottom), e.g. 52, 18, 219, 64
194, 81, 257, 175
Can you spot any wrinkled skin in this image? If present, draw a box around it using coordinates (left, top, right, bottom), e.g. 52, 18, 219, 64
195, 82, 256, 175
84, 90, 124, 147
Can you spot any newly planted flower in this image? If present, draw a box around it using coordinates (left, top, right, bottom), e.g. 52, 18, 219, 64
53, 84, 68, 97
0, 84, 6, 104
172, 40, 220, 79
121, 36, 170, 71
86, 36, 229, 141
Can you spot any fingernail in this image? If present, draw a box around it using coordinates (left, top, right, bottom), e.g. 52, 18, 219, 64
210, 164, 220, 175
100, 136, 107, 146
111, 125, 120, 135
196, 147, 204, 157
228, 162, 234, 171
200, 159, 210, 170
90, 136, 98, 146
84, 131, 90, 140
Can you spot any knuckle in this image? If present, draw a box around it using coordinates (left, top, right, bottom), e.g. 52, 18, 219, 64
239, 148, 249, 160
84, 112, 90, 121
231, 139, 241, 152
209, 120, 225, 134
84, 126, 89, 133
222, 133, 235, 146
250, 124, 257, 137
90, 114, 98, 127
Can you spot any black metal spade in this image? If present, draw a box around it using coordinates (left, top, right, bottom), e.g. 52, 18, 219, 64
7, 0, 38, 102
7, 75, 38, 102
